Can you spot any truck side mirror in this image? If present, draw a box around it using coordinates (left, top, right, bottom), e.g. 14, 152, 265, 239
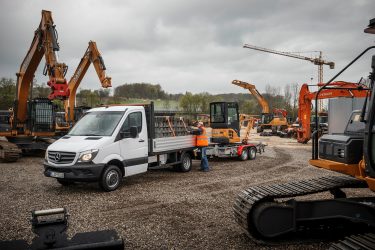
130, 126, 138, 138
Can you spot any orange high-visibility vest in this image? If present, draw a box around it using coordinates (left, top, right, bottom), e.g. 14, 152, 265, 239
196, 127, 209, 147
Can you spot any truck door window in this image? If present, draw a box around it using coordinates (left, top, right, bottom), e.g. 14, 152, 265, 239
121, 112, 142, 137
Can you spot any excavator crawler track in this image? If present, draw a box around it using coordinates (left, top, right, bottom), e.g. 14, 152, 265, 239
0, 140, 21, 162
233, 175, 370, 245
329, 233, 375, 250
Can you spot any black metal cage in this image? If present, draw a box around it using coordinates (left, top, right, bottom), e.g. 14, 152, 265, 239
28, 98, 56, 132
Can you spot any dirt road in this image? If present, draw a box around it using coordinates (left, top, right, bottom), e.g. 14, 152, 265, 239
0, 135, 372, 249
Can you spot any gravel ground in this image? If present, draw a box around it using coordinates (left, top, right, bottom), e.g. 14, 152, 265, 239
0, 134, 373, 249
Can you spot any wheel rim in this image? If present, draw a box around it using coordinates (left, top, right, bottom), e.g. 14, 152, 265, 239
106, 170, 119, 188
242, 150, 248, 159
250, 149, 256, 159
183, 155, 190, 169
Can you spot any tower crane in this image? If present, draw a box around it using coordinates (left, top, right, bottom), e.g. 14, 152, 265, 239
243, 44, 335, 110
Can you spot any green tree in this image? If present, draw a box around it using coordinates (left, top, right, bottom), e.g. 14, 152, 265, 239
0, 77, 16, 109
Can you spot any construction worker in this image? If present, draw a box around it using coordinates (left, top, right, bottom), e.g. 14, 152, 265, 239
191, 122, 209, 172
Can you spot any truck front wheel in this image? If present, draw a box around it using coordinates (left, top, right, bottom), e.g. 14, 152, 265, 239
100, 165, 122, 192
177, 152, 192, 172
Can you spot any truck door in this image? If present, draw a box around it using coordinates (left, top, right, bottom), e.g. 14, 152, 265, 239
119, 111, 148, 176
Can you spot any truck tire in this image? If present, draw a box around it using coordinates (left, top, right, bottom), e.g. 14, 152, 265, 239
99, 165, 122, 192
178, 152, 192, 172
239, 148, 249, 161
57, 179, 74, 186
249, 147, 257, 160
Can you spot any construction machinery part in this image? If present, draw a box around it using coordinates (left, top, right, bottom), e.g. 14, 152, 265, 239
15, 10, 69, 126
329, 233, 375, 250
243, 44, 335, 111
0, 140, 21, 162
0, 208, 124, 250
232, 80, 289, 134
233, 175, 374, 244
210, 101, 241, 144
65, 41, 111, 124
297, 81, 368, 144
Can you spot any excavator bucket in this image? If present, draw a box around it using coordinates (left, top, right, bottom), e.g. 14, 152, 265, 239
0, 208, 124, 250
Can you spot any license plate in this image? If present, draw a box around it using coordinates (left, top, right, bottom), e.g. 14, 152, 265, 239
50, 171, 64, 178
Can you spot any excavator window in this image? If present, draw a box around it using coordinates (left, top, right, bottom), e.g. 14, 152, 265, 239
210, 103, 225, 123
262, 114, 273, 124
227, 103, 238, 124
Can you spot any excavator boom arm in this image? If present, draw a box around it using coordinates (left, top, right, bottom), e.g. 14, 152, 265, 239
65, 41, 111, 122
15, 10, 69, 123
232, 80, 270, 113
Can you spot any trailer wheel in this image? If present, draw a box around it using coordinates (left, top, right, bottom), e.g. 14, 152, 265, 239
99, 165, 122, 192
239, 148, 249, 161
178, 152, 192, 172
57, 179, 74, 186
249, 147, 257, 160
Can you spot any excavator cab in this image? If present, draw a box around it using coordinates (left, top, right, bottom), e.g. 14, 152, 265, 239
260, 113, 273, 125
210, 102, 240, 144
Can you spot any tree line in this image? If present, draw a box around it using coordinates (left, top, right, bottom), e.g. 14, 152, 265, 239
0, 77, 300, 120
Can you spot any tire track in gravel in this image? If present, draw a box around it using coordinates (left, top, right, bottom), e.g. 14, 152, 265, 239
183, 146, 316, 200
99, 147, 301, 216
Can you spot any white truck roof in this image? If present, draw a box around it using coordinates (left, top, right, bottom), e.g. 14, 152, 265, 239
88, 105, 144, 112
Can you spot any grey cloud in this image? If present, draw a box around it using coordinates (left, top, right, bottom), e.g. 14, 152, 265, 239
0, 0, 374, 94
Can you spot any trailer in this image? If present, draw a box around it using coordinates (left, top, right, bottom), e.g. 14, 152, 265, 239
205, 142, 265, 160
44, 102, 196, 191
208, 101, 265, 160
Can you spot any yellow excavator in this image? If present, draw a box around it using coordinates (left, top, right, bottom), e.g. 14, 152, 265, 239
233, 19, 375, 248
232, 80, 289, 134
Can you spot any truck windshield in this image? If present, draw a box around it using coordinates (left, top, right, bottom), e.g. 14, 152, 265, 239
68, 111, 124, 136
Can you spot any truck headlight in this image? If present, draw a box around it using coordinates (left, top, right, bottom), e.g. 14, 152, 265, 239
78, 149, 99, 162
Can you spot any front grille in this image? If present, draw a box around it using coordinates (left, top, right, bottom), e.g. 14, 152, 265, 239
48, 151, 76, 164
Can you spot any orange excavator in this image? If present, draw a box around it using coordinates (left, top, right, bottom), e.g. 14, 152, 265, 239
232, 80, 289, 134
0, 10, 69, 162
55, 41, 111, 133
297, 81, 368, 143
234, 18, 375, 248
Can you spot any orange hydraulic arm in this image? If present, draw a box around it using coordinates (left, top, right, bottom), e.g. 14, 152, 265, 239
232, 80, 270, 114
65, 41, 111, 123
297, 81, 368, 143
15, 10, 69, 124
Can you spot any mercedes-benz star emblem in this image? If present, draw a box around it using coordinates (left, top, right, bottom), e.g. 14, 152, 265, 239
55, 153, 61, 162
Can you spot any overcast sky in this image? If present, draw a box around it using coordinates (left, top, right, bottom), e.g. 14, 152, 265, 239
0, 0, 374, 95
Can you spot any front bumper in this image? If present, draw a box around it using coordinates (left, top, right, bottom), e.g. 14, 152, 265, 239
44, 161, 105, 182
